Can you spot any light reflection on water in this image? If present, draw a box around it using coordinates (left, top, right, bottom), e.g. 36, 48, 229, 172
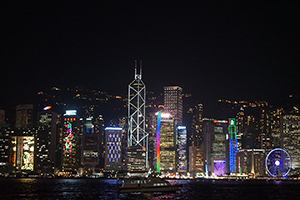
0, 178, 300, 200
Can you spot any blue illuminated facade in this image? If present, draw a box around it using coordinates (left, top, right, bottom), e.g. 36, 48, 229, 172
104, 127, 122, 171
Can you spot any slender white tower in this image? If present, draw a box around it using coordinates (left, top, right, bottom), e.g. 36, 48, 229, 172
127, 60, 148, 170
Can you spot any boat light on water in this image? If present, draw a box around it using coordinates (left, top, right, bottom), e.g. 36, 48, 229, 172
118, 176, 180, 193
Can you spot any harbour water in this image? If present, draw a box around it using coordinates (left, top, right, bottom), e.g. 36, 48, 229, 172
0, 178, 300, 199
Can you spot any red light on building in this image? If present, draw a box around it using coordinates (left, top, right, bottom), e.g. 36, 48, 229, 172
173, 87, 177, 90
142, 147, 146, 151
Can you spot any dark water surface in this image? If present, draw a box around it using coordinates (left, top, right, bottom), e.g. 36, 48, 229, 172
0, 178, 300, 200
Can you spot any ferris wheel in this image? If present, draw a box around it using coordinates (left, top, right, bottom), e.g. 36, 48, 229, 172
265, 148, 292, 177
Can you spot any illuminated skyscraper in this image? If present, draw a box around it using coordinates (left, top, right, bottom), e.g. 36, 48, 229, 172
127, 60, 148, 171
176, 126, 187, 173
281, 114, 300, 172
35, 109, 57, 174
104, 127, 122, 171
236, 149, 265, 175
94, 115, 105, 168
203, 119, 228, 176
61, 110, 81, 175
156, 112, 175, 174
228, 118, 238, 173
10, 136, 35, 171
236, 107, 245, 150
15, 104, 33, 129
269, 108, 284, 148
189, 103, 203, 147
0, 114, 12, 173
164, 86, 183, 127
82, 118, 99, 175
187, 104, 204, 176
189, 146, 204, 176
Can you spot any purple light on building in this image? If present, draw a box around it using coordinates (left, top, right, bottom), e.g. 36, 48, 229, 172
213, 160, 226, 176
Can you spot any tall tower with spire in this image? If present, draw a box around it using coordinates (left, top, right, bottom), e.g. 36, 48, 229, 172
127, 60, 148, 171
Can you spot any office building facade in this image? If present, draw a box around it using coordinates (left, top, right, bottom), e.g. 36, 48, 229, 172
164, 86, 183, 127
61, 110, 81, 175
158, 113, 175, 174
104, 127, 122, 171
127, 61, 148, 170
203, 119, 228, 176
176, 126, 187, 173
15, 104, 33, 129
281, 114, 300, 171
35, 110, 57, 174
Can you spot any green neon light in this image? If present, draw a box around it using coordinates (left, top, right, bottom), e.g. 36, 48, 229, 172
228, 118, 236, 139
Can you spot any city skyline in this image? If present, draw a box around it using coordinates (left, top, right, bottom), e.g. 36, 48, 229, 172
1, 1, 300, 115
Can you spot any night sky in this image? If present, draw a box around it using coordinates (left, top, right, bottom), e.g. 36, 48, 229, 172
1, 1, 300, 115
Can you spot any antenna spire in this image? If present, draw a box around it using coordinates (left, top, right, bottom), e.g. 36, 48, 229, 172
140, 60, 142, 79
134, 60, 137, 78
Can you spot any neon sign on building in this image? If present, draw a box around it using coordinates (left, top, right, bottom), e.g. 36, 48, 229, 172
213, 160, 226, 176
64, 122, 74, 154
22, 137, 34, 171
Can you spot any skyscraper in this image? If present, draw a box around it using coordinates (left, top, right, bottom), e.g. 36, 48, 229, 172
176, 126, 187, 173
236, 107, 245, 150
15, 104, 33, 129
0, 113, 12, 173
94, 115, 105, 168
127, 60, 148, 171
10, 136, 35, 171
189, 146, 204, 176
35, 109, 57, 174
189, 103, 203, 147
61, 110, 81, 175
228, 118, 238, 173
164, 86, 183, 127
281, 114, 300, 172
104, 127, 122, 171
0, 110, 5, 124
82, 118, 99, 175
156, 112, 175, 174
203, 119, 228, 176
188, 103, 204, 176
